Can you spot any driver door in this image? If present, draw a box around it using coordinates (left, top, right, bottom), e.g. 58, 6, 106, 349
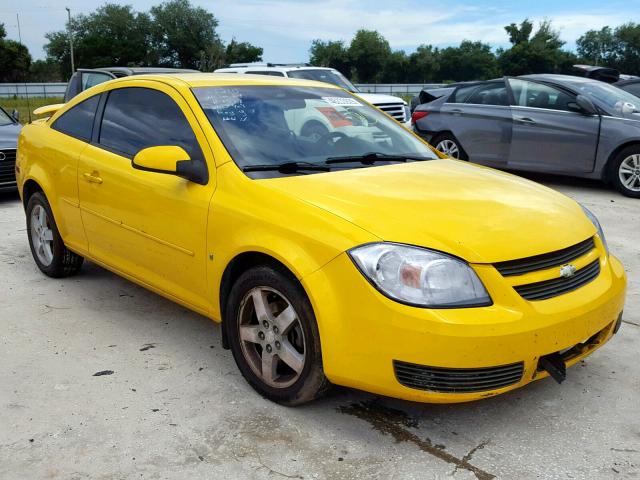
77, 82, 216, 312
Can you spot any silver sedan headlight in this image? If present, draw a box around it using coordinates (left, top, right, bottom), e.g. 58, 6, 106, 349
581, 205, 608, 253
348, 243, 491, 308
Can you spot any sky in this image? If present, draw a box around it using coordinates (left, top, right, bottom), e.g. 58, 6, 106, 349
1, 0, 639, 63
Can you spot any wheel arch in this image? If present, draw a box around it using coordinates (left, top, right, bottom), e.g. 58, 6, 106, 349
218, 250, 306, 349
22, 178, 44, 210
431, 130, 468, 160
603, 140, 640, 182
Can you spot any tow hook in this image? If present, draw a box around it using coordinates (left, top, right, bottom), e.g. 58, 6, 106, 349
538, 353, 567, 384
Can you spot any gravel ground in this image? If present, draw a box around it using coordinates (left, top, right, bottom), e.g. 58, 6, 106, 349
1, 174, 638, 480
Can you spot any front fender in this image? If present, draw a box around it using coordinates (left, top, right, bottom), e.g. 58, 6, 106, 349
206, 162, 377, 321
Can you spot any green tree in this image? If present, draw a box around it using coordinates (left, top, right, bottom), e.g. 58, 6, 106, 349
0, 23, 32, 82
150, 0, 219, 69
29, 59, 63, 82
309, 40, 351, 74
45, 4, 153, 78
439, 41, 497, 81
614, 23, 640, 74
225, 39, 263, 65
348, 30, 391, 82
407, 44, 439, 82
381, 50, 409, 83
577, 27, 616, 66
504, 19, 533, 46
498, 20, 577, 75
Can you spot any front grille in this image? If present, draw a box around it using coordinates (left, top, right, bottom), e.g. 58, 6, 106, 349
514, 260, 600, 301
393, 360, 524, 393
494, 237, 595, 276
374, 102, 406, 122
0, 149, 17, 185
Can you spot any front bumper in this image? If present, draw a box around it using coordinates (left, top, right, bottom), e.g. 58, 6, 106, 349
303, 248, 626, 403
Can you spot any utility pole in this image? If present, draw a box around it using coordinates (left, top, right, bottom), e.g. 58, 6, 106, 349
16, 13, 22, 43
65, 7, 75, 73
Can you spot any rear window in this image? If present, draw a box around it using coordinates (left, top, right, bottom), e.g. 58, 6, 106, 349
52, 94, 100, 142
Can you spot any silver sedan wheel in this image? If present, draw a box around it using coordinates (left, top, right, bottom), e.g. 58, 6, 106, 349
619, 154, 640, 192
238, 287, 306, 388
435, 139, 460, 158
30, 205, 54, 266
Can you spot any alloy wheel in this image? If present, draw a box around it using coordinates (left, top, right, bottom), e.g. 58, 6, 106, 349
238, 287, 306, 388
436, 139, 460, 159
30, 205, 54, 266
618, 154, 640, 192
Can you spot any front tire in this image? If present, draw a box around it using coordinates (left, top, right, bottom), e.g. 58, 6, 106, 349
26, 192, 84, 277
611, 147, 640, 198
226, 265, 329, 405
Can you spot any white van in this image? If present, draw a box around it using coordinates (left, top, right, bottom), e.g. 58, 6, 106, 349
214, 63, 411, 128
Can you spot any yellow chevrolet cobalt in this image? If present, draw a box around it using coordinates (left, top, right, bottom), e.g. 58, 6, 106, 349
16, 74, 626, 405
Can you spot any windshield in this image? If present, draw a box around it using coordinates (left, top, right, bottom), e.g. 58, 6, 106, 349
0, 108, 15, 126
192, 86, 436, 177
566, 80, 640, 115
286, 69, 358, 93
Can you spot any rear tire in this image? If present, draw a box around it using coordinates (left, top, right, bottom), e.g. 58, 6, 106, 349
226, 265, 329, 405
26, 192, 84, 277
432, 133, 467, 160
611, 146, 640, 198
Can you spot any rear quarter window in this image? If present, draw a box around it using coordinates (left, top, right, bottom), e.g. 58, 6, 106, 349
51, 94, 100, 142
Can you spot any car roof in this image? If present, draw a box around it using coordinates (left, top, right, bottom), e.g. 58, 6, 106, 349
216, 65, 335, 73
105, 72, 342, 89
83, 67, 200, 77
519, 74, 595, 84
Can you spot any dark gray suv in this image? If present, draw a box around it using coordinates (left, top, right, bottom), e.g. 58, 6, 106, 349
413, 74, 640, 197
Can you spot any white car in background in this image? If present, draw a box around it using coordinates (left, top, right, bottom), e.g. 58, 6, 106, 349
214, 63, 412, 129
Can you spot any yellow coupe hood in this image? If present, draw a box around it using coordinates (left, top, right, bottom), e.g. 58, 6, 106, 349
263, 160, 595, 263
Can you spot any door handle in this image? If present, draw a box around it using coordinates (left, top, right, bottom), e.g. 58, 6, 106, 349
83, 172, 103, 184
515, 116, 536, 124
450, 108, 463, 115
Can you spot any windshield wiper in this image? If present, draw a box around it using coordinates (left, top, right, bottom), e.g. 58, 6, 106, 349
242, 161, 331, 173
325, 152, 430, 165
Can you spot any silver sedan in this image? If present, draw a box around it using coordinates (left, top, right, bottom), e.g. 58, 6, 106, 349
412, 74, 640, 197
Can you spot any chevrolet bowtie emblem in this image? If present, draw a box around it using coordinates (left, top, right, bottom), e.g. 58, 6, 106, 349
560, 264, 577, 278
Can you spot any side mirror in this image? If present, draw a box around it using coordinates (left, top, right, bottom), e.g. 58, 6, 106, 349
11, 109, 19, 122
574, 95, 598, 115
132, 146, 208, 185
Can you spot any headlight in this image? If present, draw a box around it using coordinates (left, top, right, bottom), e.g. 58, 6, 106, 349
581, 205, 608, 253
348, 243, 491, 308
403, 105, 411, 122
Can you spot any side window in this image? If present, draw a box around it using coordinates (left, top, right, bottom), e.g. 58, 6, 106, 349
448, 84, 478, 103
52, 94, 100, 141
81, 72, 113, 91
99, 87, 204, 161
464, 82, 509, 106
508, 79, 576, 112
